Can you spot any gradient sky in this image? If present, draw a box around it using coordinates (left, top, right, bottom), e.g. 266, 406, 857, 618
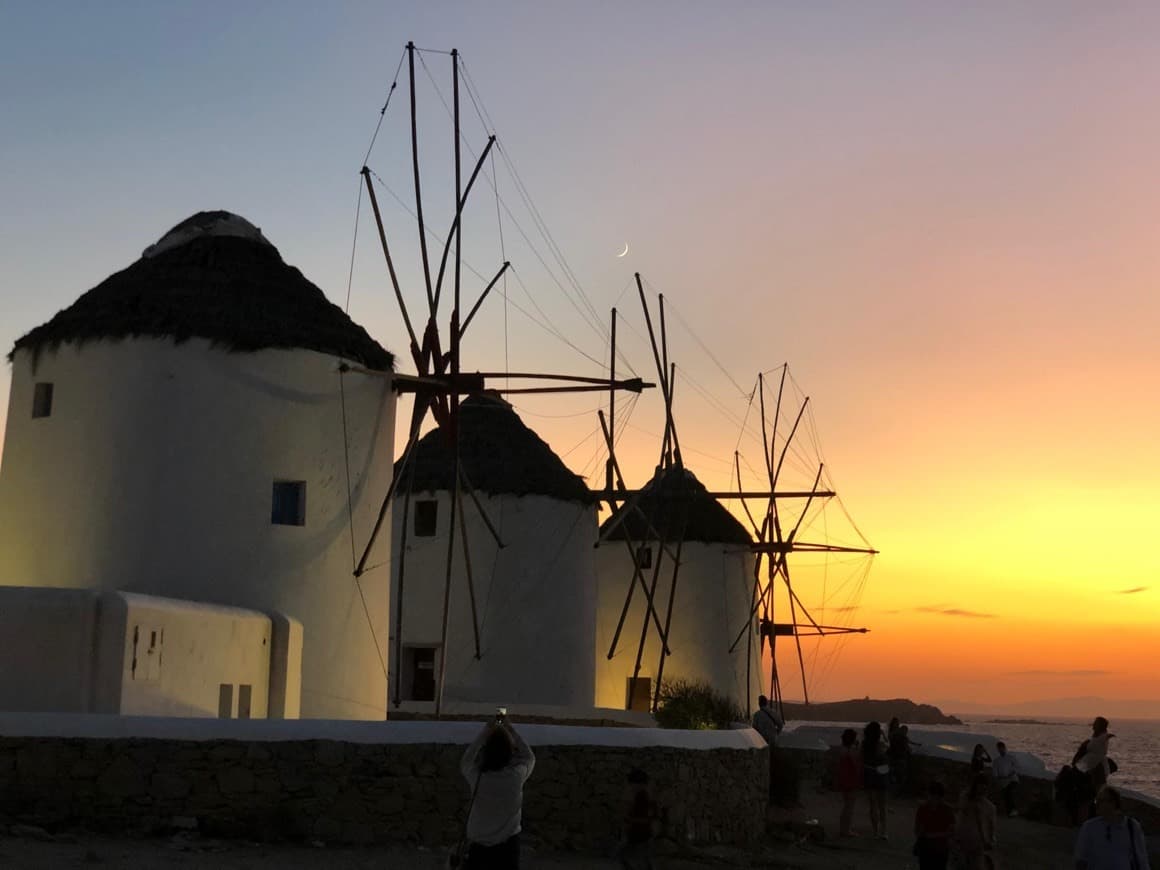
2, 2, 1157, 716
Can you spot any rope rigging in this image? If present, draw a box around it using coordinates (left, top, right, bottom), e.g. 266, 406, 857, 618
379, 48, 613, 363
340, 42, 876, 717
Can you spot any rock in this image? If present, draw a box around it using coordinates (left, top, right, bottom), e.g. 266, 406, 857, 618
10, 822, 54, 841
151, 772, 192, 799
216, 766, 255, 794
315, 742, 347, 767
98, 756, 146, 798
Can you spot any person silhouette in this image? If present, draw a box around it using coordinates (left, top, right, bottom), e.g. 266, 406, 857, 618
460, 712, 535, 869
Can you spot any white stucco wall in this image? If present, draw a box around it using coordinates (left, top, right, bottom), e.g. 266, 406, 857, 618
0, 587, 278, 717
389, 492, 597, 709
0, 338, 396, 720
595, 541, 762, 711
103, 592, 272, 718
267, 612, 303, 719
0, 587, 100, 712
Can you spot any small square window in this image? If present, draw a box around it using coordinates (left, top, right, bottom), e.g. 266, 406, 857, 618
32, 382, 54, 418
271, 481, 306, 526
636, 546, 653, 570
414, 500, 437, 537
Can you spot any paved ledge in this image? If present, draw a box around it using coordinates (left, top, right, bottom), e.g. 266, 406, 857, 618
0, 712, 764, 750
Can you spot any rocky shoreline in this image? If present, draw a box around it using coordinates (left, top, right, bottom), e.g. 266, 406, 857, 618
781, 697, 963, 725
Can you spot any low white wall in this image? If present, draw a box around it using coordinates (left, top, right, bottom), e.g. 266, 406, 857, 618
388, 698, 656, 727
109, 592, 272, 718
0, 711, 765, 749
0, 587, 278, 718
0, 587, 100, 712
268, 613, 303, 719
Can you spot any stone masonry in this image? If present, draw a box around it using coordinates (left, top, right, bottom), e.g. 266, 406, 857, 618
0, 736, 767, 850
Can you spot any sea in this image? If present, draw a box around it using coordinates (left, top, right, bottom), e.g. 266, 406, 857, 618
785, 717, 1160, 801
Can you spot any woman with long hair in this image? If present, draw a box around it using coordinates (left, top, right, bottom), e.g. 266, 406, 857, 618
969, 743, 993, 778
460, 713, 536, 869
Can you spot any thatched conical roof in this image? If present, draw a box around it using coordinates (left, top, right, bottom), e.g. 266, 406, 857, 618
10, 211, 393, 370
398, 393, 594, 504
601, 465, 752, 545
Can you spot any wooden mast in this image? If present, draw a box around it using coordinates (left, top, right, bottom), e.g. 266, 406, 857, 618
359, 44, 657, 719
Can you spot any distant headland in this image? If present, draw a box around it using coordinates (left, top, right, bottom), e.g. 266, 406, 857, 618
781, 697, 962, 726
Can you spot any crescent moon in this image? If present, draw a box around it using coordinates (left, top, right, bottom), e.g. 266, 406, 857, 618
617, 243, 629, 258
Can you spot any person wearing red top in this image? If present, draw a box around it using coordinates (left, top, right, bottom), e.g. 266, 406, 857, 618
914, 781, 956, 870
836, 728, 863, 837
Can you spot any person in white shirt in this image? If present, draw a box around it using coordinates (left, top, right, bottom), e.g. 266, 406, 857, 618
1076, 717, 1114, 789
991, 741, 1020, 817
1074, 785, 1149, 870
460, 713, 536, 869
1073, 716, 1115, 822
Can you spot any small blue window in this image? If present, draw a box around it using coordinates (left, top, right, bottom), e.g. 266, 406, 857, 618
271, 481, 306, 526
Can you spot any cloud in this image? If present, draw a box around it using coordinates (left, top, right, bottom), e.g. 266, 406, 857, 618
1005, 669, 1111, 678
916, 605, 997, 619
1117, 586, 1148, 594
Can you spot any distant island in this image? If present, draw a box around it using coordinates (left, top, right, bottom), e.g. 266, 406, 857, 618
781, 697, 962, 726
982, 718, 1057, 726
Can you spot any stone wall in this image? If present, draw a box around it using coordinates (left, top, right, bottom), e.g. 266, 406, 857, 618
0, 731, 767, 850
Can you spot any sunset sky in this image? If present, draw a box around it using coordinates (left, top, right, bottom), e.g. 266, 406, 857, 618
2, 3, 1157, 716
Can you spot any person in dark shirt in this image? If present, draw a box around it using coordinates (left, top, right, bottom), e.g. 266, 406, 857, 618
1074, 784, 1150, 870
914, 780, 956, 870
836, 728, 862, 837
888, 724, 918, 795
619, 768, 657, 870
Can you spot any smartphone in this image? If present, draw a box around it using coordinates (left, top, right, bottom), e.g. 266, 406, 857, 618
496, 706, 507, 720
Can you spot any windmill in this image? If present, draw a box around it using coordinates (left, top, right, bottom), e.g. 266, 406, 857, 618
595, 276, 878, 719
347, 43, 652, 717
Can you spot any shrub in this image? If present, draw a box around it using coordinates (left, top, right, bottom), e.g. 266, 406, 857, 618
654, 678, 744, 730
